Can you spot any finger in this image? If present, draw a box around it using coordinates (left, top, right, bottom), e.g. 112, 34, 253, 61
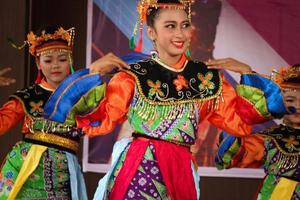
207, 65, 223, 69
0, 67, 12, 76
0, 78, 15, 86
9, 78, 16, 83
111, 57, 130, 69
205, 59, 228, 66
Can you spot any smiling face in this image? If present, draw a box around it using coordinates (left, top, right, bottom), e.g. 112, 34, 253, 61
283, 89, 300, 127
36, 50, 71, 88
147, 8, 192, 65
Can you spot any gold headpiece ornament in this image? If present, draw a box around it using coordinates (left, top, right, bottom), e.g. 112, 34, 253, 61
9, 27, 75, 57
8, 27, 76, 83
130, 0, 194, 52
272, 64, 300, 89
26, 27, 75, 56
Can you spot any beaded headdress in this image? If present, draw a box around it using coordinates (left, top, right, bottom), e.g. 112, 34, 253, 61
9, 26, 76, 83
26, 27, 75, 57
272, 64, 300, 90
130, 0, 194, 52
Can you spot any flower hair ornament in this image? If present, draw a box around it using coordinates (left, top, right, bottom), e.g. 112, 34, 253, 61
272, 64, 300, 90
130, 0, 194, 52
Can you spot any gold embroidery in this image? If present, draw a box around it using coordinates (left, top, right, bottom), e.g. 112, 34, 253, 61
25, 131, 79, 152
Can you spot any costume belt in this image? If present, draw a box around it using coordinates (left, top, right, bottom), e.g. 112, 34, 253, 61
24, 131, 79, 154
132, 132, 191, 148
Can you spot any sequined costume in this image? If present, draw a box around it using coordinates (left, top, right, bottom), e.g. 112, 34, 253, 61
0, 25, 89, 199
0, 79, 88, 200
216, 65, 300, 200
216, 125, 300, 200
46, 53, 286, 200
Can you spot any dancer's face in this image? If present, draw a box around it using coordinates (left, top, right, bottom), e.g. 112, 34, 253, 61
37, 50, 71, 88
283, 89, 300, 127
147, 8, 192, 63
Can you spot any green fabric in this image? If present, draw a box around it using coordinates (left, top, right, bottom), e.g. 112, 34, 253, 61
0, 141, 70, 199
128, 93, 196, 145
65, 84, 106, 125
258, 174, 277, 200
216, 138, 241, 170
106, 144, 170, 199
236, 85, 271, 118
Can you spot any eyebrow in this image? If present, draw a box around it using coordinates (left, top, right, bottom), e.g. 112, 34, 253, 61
164, 20, 190, 24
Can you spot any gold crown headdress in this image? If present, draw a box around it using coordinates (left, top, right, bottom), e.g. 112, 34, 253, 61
9, 27, 75, 57
9, 27, 76, 83
272, 64, 300, 89
130, 0, 194, 52
27, 27, 75, 56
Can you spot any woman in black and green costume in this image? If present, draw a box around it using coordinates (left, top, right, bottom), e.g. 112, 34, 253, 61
0, 25, 128, 199
216, 64, 300, 200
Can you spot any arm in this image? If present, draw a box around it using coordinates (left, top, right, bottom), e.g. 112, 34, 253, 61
202, 59, 285, 136
200, 77, 257, 136
80, 72, 135, 137
215, 132, 265, 169
0, 99, 25, 135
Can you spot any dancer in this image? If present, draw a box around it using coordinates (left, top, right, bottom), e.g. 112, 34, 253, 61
0, 25, 128, 200
46, 1, 287, 199
216, 64, 300, 200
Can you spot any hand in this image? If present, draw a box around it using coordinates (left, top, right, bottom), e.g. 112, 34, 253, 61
205, 58, 252, 74
0, 67, 16, 86
89, 53, 130, 75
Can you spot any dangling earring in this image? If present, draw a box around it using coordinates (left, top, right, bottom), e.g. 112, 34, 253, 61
35, 69, 42, 84
185, 49, 192, 59
151, 40, 158, 58
69, 54, 75, 74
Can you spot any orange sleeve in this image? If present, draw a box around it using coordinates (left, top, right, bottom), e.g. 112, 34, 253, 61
238, 134, 265, 168
0, 99, 25, 135
200, 77, 252, 136
83, 72, 135, 137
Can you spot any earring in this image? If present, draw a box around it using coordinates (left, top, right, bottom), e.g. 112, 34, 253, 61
185, 46, 192, 59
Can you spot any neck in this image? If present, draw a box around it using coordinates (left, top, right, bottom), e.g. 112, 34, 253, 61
156, 53, 186, 69
42, 78, 58, 90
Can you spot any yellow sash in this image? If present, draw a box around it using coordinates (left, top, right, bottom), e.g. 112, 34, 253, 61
270, 177, 298, 200
7, 145, 47, 200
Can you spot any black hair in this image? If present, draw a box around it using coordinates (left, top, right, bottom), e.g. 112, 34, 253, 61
146, 8, 161, 27
146, 0, 189, 27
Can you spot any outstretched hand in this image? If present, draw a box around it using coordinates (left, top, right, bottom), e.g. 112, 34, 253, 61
0, 67, 16, 86
205, 58, 252, 74
89, 53, 130, 75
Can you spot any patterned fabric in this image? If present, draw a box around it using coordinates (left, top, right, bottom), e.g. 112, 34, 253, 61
0, 83, 87, 199
124, 143, 170, 199
128, 90, 198, 146
128, 59, 222, 104
10, 84, 52, 118
263, 132, 300, 181
106, 143, 171, 200
0, 141, 71, 200
261, 125, 300, 155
